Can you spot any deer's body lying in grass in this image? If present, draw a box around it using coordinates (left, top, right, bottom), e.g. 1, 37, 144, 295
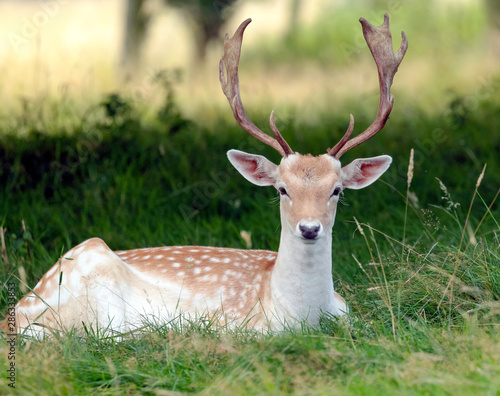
2, 15, 407, 337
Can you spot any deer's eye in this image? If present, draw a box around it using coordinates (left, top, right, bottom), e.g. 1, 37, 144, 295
278, 187, 288, 196
331, 187, 342, 197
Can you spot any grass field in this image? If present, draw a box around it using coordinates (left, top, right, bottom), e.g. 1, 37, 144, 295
1, 1, 500, 394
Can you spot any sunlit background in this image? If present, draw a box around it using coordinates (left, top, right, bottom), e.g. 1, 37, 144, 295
0, 0, 498, 124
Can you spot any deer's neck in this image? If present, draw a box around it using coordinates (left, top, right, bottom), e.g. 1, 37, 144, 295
269, 226, 336, 327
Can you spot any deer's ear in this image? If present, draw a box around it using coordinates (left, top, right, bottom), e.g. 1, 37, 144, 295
341, 155, 392, 190
227, 150, 278, 186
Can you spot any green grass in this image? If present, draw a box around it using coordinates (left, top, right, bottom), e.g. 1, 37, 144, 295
0, 44, 500, 396
0, 90, 499, 394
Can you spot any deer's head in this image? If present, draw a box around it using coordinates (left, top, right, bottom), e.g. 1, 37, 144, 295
221, 16, 407, 243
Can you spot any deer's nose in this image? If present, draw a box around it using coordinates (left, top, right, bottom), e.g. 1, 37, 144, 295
298, 222, 322, 240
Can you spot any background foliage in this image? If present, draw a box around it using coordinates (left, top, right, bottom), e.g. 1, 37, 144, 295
0, 0, 499, 394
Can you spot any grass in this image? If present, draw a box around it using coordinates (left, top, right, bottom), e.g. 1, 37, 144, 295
0, 79, 498, 394
0, 2, 499, 393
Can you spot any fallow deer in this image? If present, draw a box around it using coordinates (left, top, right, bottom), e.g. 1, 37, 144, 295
2, 14, 407, 337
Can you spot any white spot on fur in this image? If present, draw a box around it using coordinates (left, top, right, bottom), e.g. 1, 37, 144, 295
127, 265, 189, 298
155, 255, 163, 259
69, 271, 80, 288
76, 251, 99, 276
172, 263, 181, 268
193, 294, 205, 306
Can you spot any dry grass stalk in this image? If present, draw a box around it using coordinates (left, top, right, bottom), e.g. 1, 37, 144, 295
407, 148, 414, 187
240, 230, 252, 249
0, 226, 9, 267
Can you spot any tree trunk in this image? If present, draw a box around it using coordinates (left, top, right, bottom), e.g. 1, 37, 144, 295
122, 0, 149, 70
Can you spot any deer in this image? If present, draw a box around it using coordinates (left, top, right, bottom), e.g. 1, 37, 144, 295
1, 14, 407, 338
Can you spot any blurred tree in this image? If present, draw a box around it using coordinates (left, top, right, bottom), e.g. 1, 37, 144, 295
122, 0, 150, 69
166, 0, 240, 61
285, 0, 302, 43
484, 0, 500, 54
485, 0, 500, 30
122, 0, 239, 68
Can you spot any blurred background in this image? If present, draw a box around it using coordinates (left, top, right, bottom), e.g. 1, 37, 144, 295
0, 0, 498, 120
0, 0, 499, 253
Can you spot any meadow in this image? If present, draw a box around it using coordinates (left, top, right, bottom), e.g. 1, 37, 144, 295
1, 1, 500, 394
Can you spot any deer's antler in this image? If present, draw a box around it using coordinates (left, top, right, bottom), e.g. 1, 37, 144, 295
219, 19, 294, 157
328, 14, 408, 159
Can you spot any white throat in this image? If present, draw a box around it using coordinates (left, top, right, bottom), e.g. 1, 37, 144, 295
270, 223, 337, 327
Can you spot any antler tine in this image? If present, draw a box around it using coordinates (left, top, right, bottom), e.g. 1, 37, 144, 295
328, 13, 408, 159
219, 19, 293, 157
327, 114, 354, 155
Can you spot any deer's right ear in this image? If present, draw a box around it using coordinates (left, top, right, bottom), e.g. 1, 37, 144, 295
227, 150, 278, 186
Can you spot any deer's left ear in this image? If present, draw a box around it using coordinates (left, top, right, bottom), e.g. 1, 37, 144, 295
341, 155, 392, 190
